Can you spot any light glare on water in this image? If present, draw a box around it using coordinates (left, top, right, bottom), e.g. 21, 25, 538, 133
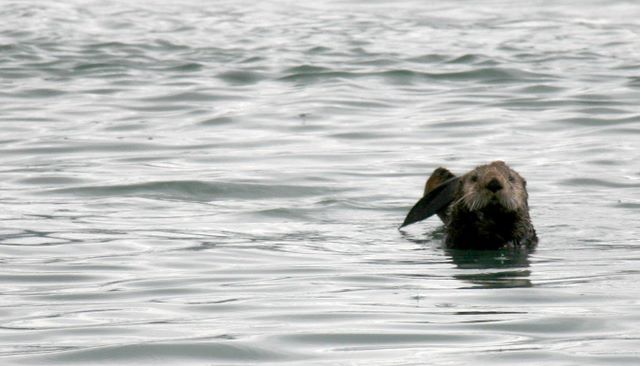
1, 0, 640, 365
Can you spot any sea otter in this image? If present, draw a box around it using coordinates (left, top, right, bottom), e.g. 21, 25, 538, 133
400, 161, 537, 249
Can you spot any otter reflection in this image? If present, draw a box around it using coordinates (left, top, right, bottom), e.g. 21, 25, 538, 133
446, 246, 534, 288
400, 228, 534, 288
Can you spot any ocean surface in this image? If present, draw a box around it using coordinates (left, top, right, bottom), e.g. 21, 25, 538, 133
1, 0, 639, 364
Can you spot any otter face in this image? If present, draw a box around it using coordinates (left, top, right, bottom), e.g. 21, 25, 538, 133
461, 161, 527, 212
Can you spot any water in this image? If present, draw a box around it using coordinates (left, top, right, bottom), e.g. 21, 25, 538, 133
1, 0, 639, 364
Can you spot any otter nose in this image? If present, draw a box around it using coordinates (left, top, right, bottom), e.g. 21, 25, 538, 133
486, 178, 503, 192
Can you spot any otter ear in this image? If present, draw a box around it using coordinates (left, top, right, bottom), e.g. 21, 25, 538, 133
399, 177, 460, 229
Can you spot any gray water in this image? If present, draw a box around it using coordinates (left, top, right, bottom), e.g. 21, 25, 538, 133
1, 0, 640, 364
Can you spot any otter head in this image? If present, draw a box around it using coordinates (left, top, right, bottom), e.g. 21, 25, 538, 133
461, 161, 527, 212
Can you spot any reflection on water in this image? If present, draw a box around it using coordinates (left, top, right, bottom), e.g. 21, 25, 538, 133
446, 247, 533, 289
1, 0, 640, 365
401, 226, 533, 288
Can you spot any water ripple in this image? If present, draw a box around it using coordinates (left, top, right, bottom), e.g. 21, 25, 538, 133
40, 180, 339, 201
32, 341, 301, 364
2, 1, 640, 365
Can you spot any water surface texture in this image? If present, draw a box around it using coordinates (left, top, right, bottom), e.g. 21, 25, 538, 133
1, 0, 640, 365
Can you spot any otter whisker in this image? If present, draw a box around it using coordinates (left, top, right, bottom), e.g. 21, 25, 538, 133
452, 191, 472, 208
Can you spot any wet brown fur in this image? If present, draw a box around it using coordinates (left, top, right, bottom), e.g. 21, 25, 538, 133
425, 161, 537, 249
424, 167, 455, 222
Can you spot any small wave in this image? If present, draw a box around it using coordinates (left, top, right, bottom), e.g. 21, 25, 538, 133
17, 176, 85, 186
554, 115, 640, 126
617, 202, 640, 209
73, 62, 121, 72
279, 66, 550, 84
446, 54, 496, 65
139, 91, 222, 103
32, 341, 299, 364
426, 67, 550, 82
164, 63, 203, 72
284, 65, 332, 74
14, 88, 67, 98
279, 70, 358, 83
40, 180, 337, 201
559, 178, 640, 188
198, 116, 234, 126
216, 70, 267, 85
519, 84, 565, 94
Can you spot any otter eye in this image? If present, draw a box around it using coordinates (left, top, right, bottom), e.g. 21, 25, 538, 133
508, 175, 515, 183
470, 175, 478, 182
